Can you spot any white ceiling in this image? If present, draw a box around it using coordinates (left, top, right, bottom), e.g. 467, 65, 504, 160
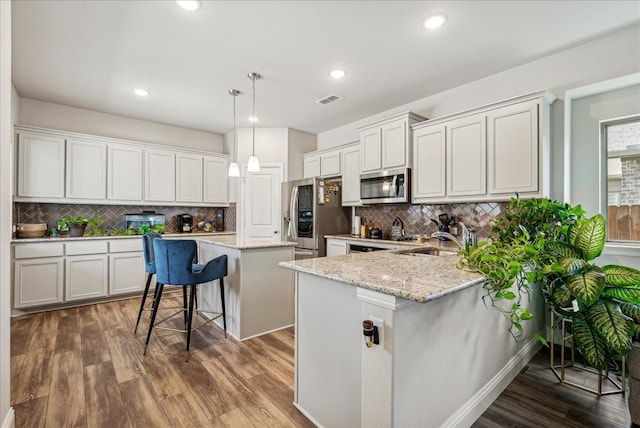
11, 1, 640, 136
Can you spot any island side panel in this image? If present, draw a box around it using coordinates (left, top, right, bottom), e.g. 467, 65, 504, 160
239, 246, 294, 339
392, 281, 545, 427
198, 241, 242, 339
295, 272, 362, 428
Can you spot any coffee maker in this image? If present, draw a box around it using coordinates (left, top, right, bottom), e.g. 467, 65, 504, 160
178, 214, 194, 233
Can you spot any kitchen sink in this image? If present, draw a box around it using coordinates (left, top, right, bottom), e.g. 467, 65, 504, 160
393, 247, 459, 257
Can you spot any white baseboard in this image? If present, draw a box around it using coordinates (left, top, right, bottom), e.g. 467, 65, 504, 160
441, 337, 542, 428
1, 407, 15, 428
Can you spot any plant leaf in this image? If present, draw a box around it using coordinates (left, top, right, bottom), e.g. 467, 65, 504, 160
544, 242, 582, 259
558, 257, 589, 276
619, 302, 640, 324
585, 300, 632, 356
602, 265, 640, 286
551, 286, 572, 308
566, 266, 605, 306
602, 287, 640, 304
571, 316, 609, 370
568, 218, 585, 247
573, 214, 606, 261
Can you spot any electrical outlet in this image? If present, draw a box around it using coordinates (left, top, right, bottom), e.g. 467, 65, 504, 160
369, 316, 384, 347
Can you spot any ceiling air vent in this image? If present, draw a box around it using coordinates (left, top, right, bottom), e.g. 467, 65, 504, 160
316, 94, 344, 105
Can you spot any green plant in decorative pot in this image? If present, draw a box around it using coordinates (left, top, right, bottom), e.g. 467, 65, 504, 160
459, 196, 640, 370
58, 213, 105, 238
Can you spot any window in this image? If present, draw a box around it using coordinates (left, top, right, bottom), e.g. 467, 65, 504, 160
603, 116, 640, 243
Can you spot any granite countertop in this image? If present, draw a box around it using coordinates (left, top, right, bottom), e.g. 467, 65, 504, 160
196, 234, 298, 250
11, 231, 236, 243
325, 233, 458, 248
279, 245, 483, 304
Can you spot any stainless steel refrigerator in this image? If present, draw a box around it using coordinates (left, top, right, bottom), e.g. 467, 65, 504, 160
282, 178, 351, 259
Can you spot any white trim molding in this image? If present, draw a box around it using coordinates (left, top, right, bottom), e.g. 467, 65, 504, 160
1, 407, 14, 428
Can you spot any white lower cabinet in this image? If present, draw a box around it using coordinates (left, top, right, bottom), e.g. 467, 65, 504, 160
13, 238, 146, 310
65, 254, 108, 301
65, 240, 109, 301
326, 239, 348, 256
14, 257, 64, 308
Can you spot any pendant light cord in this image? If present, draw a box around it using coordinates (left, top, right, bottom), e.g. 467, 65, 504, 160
251, 74, 256, 157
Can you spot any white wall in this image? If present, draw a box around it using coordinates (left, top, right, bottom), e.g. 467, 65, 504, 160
317, 24, 640, 201
18, 98, 224, 152
287, 128, 316, 182
0, 1, 13, 426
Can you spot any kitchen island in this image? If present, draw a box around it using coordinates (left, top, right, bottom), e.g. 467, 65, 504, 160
279, 245, 545, 428
195, 235, 297, 341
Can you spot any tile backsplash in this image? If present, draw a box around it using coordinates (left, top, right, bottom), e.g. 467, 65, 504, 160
15, 203, 236, 234
355, 202, 507, 240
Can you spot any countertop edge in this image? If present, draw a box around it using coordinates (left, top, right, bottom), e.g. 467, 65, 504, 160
11, 231, 236, 244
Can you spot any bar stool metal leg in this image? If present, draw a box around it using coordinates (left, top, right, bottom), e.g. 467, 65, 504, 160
134, 272, 153, 333
144, 282, 165, 355
185, 284, 197, 361
220, 277, 227, 338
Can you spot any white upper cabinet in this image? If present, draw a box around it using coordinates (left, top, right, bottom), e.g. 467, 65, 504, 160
487, 99, 539, 195
108, 143, 143, 201
16, 131, 66, 199
341, 144, 361, 206
360, 127, 382, 172
303, 154, 321, 178
447, 113, 487, 197
176, 152, 203, 203
204, 155, 229, 205
411, 90, 555, 203
303, 148, 342, 178
359, 112, 425, 173
144, 148, 175, 202
413, 124, 446, 201
381, 119, 407, 169
66, 138, 107, 200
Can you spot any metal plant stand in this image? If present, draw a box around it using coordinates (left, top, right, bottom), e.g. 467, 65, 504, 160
549, 311, 625, 397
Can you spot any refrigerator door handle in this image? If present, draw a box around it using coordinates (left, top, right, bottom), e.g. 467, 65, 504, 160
288, 186, 298, 239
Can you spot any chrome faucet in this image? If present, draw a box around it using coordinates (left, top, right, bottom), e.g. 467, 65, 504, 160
431, 222, 478, 250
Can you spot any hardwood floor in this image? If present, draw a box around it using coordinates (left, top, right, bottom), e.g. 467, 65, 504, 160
11, 294, 632, 427
11, 293, 314, 428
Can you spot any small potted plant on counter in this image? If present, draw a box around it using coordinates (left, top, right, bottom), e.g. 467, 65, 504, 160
58, 213, 105, 237
459, 196, 640, 371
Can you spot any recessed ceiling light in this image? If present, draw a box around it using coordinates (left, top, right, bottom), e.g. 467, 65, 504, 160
176, 1, 201, 11
133, 88, 149, 97
248, 116, 259, 123
423, 14, 446, 30
330, 69, 346, 79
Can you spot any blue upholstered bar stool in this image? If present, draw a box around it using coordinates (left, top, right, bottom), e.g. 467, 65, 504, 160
144, 239, 228, 361
134, 233, 163, 333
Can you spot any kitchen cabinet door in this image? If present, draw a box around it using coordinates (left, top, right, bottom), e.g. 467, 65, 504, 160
413, 124, 446, 201
381, 119, 407, 169
66, 138, 107, 199
108, 143, 143, 201
204, 155, 229, 205
321, 150, 341, 177
17, 131, 65, 199
342, 145, 361, 206
304, 154, 321, 178
487, 99, 539, 195
360, 128, 382, 172
326, 239, 348, 256
65, 254, 108, 301
14, 258, 64, 308
176, 153, 203, 203
144, 148, 175, 202
109, 252, 145, 295
447, 113, 487, 197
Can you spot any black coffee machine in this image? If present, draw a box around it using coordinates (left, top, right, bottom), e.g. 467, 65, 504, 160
178, 214, 194, 233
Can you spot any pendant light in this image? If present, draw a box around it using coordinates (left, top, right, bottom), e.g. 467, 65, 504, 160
228, 89, 241, 177
247, 72, 261, 172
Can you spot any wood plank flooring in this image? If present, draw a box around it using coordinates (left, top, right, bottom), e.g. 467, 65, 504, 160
11, 294, 314, 428
11, 294, 632, 427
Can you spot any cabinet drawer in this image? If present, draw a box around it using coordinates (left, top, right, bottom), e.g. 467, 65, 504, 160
109, 239, 143, 253
14, 243, 64, 259
66, 240, 108, 255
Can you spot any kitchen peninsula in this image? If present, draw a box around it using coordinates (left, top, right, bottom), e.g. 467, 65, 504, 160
279, 243, 545, 428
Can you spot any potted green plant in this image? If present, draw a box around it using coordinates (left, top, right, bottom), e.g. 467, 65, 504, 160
58, 213, 105, 237
459, 196, 640, 370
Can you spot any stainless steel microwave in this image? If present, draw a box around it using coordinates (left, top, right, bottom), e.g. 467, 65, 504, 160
360, 168, 410, 204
